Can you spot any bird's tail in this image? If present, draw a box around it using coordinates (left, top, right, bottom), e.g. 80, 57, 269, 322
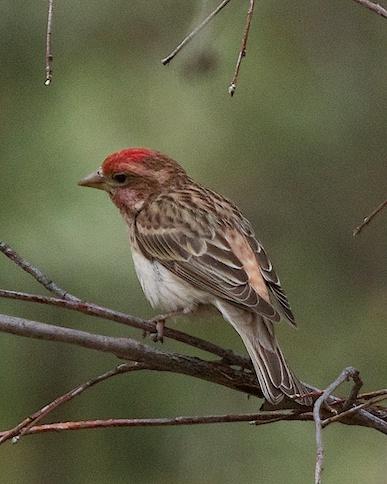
216, 302, 312, 406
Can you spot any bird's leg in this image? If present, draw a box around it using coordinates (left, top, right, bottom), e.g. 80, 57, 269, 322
144, 304, 200, 343
143, 310, 181, 343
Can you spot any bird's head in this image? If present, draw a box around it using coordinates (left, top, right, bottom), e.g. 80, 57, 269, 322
78, 148, 186, 214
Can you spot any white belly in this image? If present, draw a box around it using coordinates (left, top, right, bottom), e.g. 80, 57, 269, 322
131, 248, 210, 312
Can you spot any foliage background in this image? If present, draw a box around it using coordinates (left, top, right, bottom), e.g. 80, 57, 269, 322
0, 1, 386, 483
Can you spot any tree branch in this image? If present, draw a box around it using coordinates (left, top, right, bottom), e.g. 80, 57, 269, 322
228, 0, 255, 96
161, 0, 257, 96
0, 313, 263, 398
0, 362, 148, 445
161, 0, 233, 66
0, 410, 312, 439
0, 241, 251, 367
313, 368, 364, 484
322, 393, 387, 428
353, 199, 387, 236
44, 0, 54, 85
0, 313, 386, 435
0, 288, 250, 369
1, 240, 386, 484
0, 241, 79, 302
352, 0, 387, 18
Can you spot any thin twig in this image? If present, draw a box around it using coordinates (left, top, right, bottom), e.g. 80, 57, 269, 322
0, 288, 251, 369
0, 410, 312, 439
0, 242, 79, 302
250, 410, 312, 425
352, 0, 387, 18
161, 0, 232, 65
322, 394, 387, 428
342, 370, 363, 411
0, 362, 148, 445
353, 199, 387, 236
313, 367, 361, 484
228, 0, 255, 96
357, 389, 387, 400
45, 0, 54, 85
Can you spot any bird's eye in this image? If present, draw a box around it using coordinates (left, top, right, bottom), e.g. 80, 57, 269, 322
112, 173, 128, 184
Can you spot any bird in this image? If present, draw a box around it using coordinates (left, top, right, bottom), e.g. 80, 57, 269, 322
79, 148, 311, 406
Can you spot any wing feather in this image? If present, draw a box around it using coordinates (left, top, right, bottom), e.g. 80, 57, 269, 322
134, 195, 283, 322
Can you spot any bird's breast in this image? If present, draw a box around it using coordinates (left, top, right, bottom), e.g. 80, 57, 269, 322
130, 246, 210, 312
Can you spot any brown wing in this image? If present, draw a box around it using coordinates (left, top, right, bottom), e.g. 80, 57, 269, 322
234, 213, 296, 326
134, 195, 281, 322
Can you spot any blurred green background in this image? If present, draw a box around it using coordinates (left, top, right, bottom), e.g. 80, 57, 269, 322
0, 1, 386, 483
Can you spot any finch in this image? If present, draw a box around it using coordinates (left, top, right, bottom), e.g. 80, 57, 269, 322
79, 148, 310, 406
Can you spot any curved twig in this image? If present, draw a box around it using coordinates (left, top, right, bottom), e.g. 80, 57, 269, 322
0, 242, 79, 302
313, 368, 362, 484
352, 0, 387, 18
0, 362, 148, 445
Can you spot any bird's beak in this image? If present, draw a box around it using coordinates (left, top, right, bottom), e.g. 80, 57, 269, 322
78, 170, 106, 191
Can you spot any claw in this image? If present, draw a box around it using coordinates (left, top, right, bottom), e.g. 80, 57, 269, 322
149, 319, 165, 343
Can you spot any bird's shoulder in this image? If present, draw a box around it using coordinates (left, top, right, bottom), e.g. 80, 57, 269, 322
137, 182, 250, 233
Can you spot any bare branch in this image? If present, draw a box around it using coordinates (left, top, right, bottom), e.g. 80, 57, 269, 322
2, 393, 385, 441
161, 0, 233, 65
0, 241, 249, 366
0, 242, 79, 302
353, 199, 387, 236
342, 370, 363, 411
0, 362, 148, 445
356, 389, 387, 400
1, 240, 386, 469
352, 0, 387, 18
322, 393, 387, 428
0, 312, 264, 398
45, 0, 54, 85
0, 313, 386, 434
313, 367, 362, 484
0, 288, 250, 369
228, 0, 255, 96
0, 410, 312, 439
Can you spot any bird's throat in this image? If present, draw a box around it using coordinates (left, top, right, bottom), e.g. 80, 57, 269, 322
110, 188, 146, 218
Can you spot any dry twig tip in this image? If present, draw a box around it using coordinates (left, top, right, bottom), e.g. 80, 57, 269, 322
228, 0, 255, 97
353, 199, 387, 236
352, 0, 387, 18
44, 0, 54, 86
161, 0, 233, 66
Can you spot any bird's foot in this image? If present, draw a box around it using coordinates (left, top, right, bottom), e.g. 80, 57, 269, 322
143, 319, 165, 343
143, 304, 202, 343
151, 319, 165, 343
